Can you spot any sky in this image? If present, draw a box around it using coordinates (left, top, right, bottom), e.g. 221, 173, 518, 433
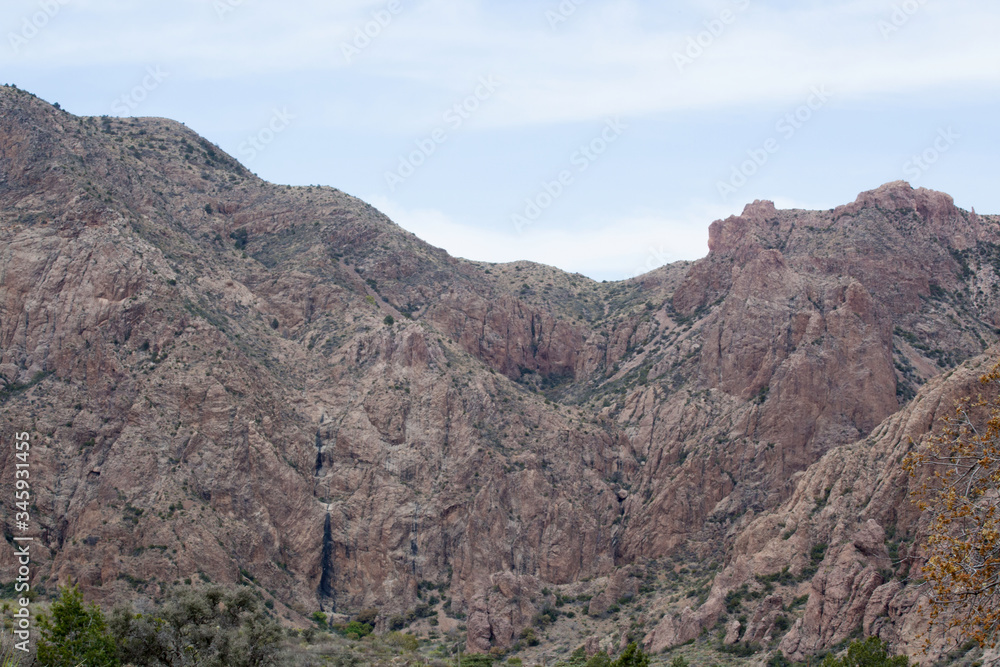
1, 0, 998, 281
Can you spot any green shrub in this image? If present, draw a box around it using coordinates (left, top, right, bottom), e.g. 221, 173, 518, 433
37, 582, 119, 667
356, 608, 379, 625
767, 652, 795, 667
719, 641, 762, 657
585, 653, 612, 667
520, 627, 540, 646
109, 587, 282, 666
343, 620, 373, 638
229, 228, 248, 249
384, 631, 419, 651
773, 614, 790, 634
820, 636, 908, 666
533, 606, 559, 627
612, 643, 649, 667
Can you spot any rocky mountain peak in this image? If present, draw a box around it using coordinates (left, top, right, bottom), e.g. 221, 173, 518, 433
2, 90, 999, 663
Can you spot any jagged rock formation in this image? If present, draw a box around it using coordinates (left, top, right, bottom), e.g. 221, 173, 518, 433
1, 85, 999, 660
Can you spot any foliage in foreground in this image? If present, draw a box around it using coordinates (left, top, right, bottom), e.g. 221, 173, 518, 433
37, 582, 119, 667
819, 636, 908, 666
109, 586, 283, 666
904, 360, 1000, 647
30, 581, 285, 667
548, 642, 649, 667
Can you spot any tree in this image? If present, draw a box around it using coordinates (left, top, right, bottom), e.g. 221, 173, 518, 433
585, 653, 611, 667
461, 655, 494, 667
820, 636, 908, 666
904, 360, 1000, 647
612, 643, 649, 667
37, 582, 119, 667
552, 647, 587, 666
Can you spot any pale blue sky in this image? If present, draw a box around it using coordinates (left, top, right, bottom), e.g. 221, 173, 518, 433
2, 0, 998, 280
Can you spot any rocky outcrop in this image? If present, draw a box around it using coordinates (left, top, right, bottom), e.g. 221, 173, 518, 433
1, 86, 999, 661
649, 356, 1000, 662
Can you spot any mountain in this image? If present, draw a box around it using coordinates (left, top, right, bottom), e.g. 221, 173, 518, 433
2, 84, 999, 663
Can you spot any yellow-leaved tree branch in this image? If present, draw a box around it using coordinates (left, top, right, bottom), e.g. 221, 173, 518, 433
904, 360, 1000, 648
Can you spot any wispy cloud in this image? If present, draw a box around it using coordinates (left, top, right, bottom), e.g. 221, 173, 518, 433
370, 196, 726, 280
2, 0, 995, 278
5, 1, 998, 131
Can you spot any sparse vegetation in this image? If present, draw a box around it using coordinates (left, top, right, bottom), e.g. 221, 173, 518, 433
819, 636, 908, 666
904, 360, 1000, 647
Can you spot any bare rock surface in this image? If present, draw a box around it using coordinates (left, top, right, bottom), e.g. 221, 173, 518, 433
1, 87, 999, 660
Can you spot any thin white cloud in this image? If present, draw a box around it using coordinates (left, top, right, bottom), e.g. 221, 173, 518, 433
3, 0, 997, 130
369, 196, 716, 280
368, 190, 850, 280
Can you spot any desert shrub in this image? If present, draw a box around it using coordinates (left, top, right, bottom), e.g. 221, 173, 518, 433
904, 360, 1000, 647
355, 608, 379, 625
612, 643, 649, 667
109, 586, 282, 666
342, 620, 373, 638
585, 653, 612, 667
820, 636, 908, 666
719, 641, 761, 657
767, 652, 795, 667
552, 647, 588, 666
37, 582, 119, 667
384, 631, 419, 651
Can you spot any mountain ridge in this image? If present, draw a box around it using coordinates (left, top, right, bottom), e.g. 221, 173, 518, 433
2, 84, 999, 663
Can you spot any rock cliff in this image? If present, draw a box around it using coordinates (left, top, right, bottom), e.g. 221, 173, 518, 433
1, 86, 999, 661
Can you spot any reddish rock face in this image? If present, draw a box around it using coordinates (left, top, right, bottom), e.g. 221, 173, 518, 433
1, 87, 999, 660
643, 357, 1000, 661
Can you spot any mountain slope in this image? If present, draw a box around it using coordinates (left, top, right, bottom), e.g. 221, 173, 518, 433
1, 85, 999, 661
